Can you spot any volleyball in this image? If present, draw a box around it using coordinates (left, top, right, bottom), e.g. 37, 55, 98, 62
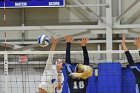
38, 35, 50, 47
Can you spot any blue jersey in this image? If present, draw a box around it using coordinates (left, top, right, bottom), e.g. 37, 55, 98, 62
65, 42, 90, 93
67, 66, 88, 93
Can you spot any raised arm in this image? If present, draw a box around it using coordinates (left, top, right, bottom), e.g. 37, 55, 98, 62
134, 36, 140, 56
65, 35, 73, 64
50, 36, 57, 51
45, 37, 57, 68
122, 34, 135, 66
122, 35, 140, 80
39, 37, 58, 93
80, 38, 89, 65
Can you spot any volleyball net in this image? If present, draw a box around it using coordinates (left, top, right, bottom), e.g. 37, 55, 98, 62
0, 50, 139, 93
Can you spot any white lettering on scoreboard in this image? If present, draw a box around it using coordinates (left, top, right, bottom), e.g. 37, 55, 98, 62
49, 2, 60, 6
15, 2, 27, 6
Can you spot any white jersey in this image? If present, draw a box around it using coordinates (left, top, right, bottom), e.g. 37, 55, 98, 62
39, 54, 64, 93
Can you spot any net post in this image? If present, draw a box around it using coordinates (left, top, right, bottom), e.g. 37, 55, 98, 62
4, 52, 8, 93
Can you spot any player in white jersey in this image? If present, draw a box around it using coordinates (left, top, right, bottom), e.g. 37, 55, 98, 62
38, 37, 64, 93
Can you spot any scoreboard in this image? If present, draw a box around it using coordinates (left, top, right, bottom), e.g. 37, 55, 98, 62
0, 0, 65, 8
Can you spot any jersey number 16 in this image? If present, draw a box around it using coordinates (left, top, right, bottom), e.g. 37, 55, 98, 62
73, 81, 85, 89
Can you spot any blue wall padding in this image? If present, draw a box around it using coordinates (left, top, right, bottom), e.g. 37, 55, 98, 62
86, 73, 97, 93
98, 63, 122, 93
122, 67, 136, 93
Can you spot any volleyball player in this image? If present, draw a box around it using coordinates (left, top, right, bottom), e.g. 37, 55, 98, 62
64, 35, 93, 93
38, 37, 64, 93
122, 34, 140, 93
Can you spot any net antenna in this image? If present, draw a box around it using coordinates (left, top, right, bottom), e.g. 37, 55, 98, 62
3, 1, 9, 93
0, 0, 14, 49
10, 31, 91, 51
3, 0, 7, 51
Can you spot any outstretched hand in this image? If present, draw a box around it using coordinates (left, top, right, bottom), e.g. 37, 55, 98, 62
50, 36, 57, 51
80, 38, 88, 46
122, 34, 126, 45
65, 35, 73, 43
134, 36, 140, 49
121, 34, 128, 52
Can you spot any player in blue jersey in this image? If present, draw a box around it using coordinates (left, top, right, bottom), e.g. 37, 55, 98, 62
122, 34, 140, 93
64, 35, 93, 93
